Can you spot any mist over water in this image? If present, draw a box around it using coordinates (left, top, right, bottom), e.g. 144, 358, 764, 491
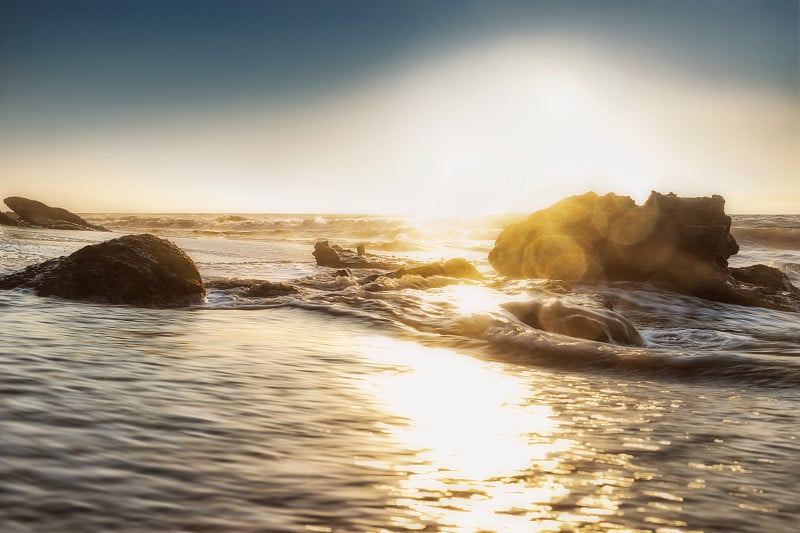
2, 213, 799, 531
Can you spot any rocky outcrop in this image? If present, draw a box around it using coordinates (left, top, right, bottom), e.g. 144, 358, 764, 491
730, 264, 797, 293
491, 191, 738, 294
488, 191, 800, 311
361, 258, 483, 283
728, 264, 800, 311
490, 191, 738, 285
0, 234, 204, 306
0, 211, 20, 226
502, 300, 644, 346
312, 241, 401, 270
3, 196, 108, 231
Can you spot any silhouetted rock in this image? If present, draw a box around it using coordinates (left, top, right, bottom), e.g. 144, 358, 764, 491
3, 196, 108, 231
730, 264, 796, 293
0, 211, 20, 226
361, 258, 483, 283
488, 191, 800, 311
312, 240, 401, 269
206, 278, 300, 298
491, 191, 741, 294
313, 240, 341, 267
490, 191, 738, 283
0, 234, 204, 306
502, 300, 644, 346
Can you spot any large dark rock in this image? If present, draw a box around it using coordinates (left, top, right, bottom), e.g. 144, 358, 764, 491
488, 191, 800, 311
3, 196, 108, 231
0, 234, 205, 306
502, 300, 645, 347
490, 191, 738, 282
490, 191, 741, 296
312, 241, 401, 270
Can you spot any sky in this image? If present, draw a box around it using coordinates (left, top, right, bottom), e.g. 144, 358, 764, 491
0, 0, 798, 214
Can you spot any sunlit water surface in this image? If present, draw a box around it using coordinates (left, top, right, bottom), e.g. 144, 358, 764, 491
1, 216, 799, 532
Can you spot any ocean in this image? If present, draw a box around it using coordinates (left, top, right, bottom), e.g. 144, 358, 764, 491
1, 213, 799, 532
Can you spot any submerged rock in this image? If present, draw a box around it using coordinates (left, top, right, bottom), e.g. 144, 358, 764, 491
3, 196, 108, 231
0, 234, 204, 306
206, 278, 300, 298
312, 240, 401, 270
502, 300, 645, 347
361, 258, 483, 283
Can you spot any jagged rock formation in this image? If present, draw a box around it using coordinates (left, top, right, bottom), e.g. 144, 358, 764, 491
490, 191, 737, 284
489, 191, 799, 311
502, 300, 645, 347
0, 234, 204, 306
3, 196, 108, 231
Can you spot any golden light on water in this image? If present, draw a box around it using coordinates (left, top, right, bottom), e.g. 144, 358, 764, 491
443, 284, 510, 316
361, 338, 579, 531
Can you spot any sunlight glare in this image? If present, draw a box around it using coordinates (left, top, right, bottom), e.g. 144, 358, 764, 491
361, 337, 574, 531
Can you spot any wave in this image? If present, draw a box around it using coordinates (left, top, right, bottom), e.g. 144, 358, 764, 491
731, 227, 800, 250
201, 273, 800, 388
85, 213, 428, 245
483, 326, 800, 388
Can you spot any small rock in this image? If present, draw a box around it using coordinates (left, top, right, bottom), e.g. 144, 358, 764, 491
312, 240, 401, 269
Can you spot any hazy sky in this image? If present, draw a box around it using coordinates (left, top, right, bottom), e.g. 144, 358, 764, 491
1, 0, 798, 214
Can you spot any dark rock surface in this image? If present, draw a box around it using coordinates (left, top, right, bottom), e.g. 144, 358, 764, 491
502, 300, 645, 347
730, 264, 798, 294
3, 196, 108, 231
0, 211, 20, 226
361, 258, 483, 283
490, 191, 737, 286
728, 264, 800, 311
489, 191, 800, 311
0, 234, 204, 306
313, 241, 402, 270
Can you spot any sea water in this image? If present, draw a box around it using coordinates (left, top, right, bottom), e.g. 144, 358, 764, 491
1, 214, 799, 532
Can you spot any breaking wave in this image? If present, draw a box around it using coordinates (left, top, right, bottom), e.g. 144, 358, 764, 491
201, 272, 800, 388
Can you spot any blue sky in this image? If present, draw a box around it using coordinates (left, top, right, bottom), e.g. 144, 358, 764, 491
1, 0, 798, 213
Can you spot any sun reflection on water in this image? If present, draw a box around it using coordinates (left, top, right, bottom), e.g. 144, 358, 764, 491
361, 338, 577, 531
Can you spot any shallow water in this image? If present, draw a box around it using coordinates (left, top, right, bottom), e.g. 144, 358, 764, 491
1, 215, 799, 531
